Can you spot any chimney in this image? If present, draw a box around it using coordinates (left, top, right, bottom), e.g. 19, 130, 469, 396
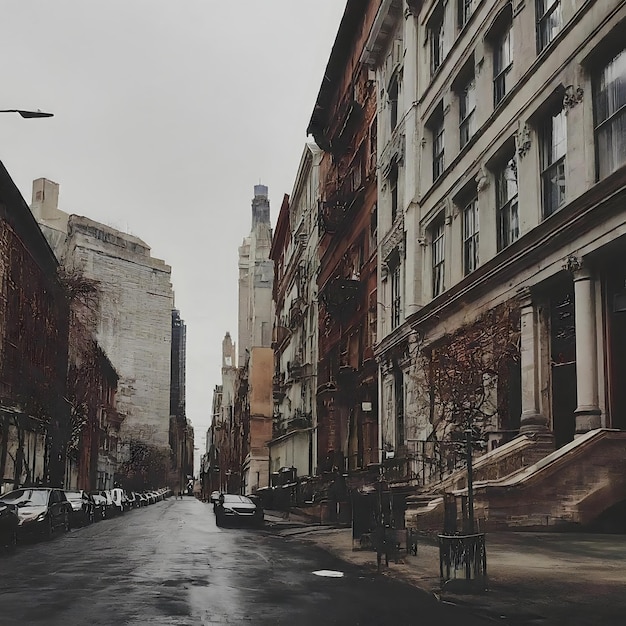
30, 178, 60, 220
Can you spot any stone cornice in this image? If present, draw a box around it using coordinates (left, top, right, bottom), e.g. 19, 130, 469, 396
375, 171, 626, 357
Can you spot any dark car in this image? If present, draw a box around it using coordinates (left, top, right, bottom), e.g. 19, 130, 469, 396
0, 500, 19, 552
0, 488, 71, 539
214, 494, 264, 528
65, 490, 95, 526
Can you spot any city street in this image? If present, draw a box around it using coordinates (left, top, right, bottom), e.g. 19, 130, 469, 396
0, 497, 491, 625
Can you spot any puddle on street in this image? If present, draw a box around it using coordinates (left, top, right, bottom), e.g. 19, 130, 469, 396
312, 570, 344, 578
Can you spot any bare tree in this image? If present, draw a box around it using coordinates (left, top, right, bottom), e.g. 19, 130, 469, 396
421, 302, 521, 470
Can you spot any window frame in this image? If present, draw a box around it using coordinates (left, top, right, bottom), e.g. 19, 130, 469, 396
458, 0, 473, 30
390, 163, 399, 222
390, 260, 402, 330
493, 24, 513, 106
429, 7, 445, 76
430, 107, 445, 182
431, 218, 445, 297
459, 76, 476, 148
462, 197, 480, 275
389, 78, 399, 132
593, 47, 626, 180
495, 155, 519, 251
540, 106, 567, 218
536, 0, 562, 52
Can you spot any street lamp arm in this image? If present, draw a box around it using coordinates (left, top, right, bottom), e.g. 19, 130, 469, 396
0, 109, 54, 118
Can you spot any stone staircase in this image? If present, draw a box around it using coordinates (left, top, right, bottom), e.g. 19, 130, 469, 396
406, 429, 626, 532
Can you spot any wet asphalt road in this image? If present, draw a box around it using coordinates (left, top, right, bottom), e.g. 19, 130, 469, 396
0, 497, 491, 625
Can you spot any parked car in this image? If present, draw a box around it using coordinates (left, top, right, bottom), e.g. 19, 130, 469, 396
214, 494, 264, 528
89, 492, 110, 519
0, 499, 19, 552
126, 492, 137, 509
110, 488, 129, 514
65, 490, 95, 526
136, 493, 148, 507
0, 488, 71, 539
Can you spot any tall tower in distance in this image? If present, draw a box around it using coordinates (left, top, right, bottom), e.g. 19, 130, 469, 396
238, 184, 274, 366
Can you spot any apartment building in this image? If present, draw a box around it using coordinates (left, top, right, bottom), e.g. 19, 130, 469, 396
365, 0, 626, 493
269, 144, 322, 479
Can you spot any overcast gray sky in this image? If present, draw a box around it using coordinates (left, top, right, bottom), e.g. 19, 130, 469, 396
0, 1, 346, 471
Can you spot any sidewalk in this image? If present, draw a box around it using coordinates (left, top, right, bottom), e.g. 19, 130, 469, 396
264, 510, 626, 625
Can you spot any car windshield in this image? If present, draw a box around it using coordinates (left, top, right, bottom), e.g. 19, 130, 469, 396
65, 492, 82, 501
0, 489, 49, 506
222, 495, 252, 504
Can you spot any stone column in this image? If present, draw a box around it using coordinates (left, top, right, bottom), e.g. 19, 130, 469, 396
569, 258, 602, 433
518, 288, 550, 433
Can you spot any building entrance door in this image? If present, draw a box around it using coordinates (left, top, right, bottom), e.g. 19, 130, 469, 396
550, 281, 577, 448
607, 270, 626, 430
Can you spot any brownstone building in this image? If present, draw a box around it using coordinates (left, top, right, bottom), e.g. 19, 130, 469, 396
0, 162, 71, 492
308, 0, 381, 474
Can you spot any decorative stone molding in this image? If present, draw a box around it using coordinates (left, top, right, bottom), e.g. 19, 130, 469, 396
475, 164, 490, 192
380, 132, 406, 179
381, 215, 405, 261
516, 285, 533, 308
562, 254, 583, 274
516, 121, 532, 158
381, 261, 389, 281
563, 85, 584, 113
405, 0, 421, 17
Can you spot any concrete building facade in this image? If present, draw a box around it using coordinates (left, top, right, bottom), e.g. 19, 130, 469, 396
269, 144, 322, 481
32, 178, 176, 486
363, 0, 626, 526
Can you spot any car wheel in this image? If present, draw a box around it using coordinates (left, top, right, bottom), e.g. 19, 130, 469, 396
63, 511, 70, 533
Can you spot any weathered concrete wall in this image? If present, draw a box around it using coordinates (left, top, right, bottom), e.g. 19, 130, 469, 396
68, 216, 173, 449
32, 180, 174, 453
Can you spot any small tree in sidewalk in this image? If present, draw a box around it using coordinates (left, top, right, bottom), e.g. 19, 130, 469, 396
418, 302, 521, 529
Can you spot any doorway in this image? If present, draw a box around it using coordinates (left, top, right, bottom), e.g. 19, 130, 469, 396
550, 281, 577, 448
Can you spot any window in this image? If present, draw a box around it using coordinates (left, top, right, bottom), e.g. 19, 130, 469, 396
430, 104, 445, 181
536, 0, 562, 52
432, 218, 445, 297
368, 118, 377, 174
494, 25, 513, 105
459, 75, 476, 148
395, 370, 405, 448
429, 7, 445, 76
389, 78, 399, 131
594, 48, 626, 180
541, 106, 567, 217
369, 204, 378, 254
496, 156, 519, 250
458, 0, 474, 30
390, 164, 399, 222
463, 197, 479, 275
391, 260, 402, 330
